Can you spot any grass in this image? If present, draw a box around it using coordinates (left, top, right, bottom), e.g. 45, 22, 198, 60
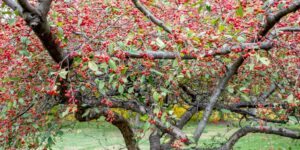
53, 121, 300, 150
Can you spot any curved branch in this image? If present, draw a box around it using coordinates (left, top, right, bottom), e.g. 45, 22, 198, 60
17, 0, 36, 13
132, 0, 172, 33
4, 0, 70, 67
218, 126, 300, 150
79, 97, 190, 143
75, 107, 140, 150
258, 1, 300, 38
194, 56, 245, 143
8, 103, 34, 123
219, 104, 288, 124
3, 0, 23, 13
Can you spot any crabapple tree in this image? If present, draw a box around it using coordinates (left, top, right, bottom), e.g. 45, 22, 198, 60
0, 0, 300, 149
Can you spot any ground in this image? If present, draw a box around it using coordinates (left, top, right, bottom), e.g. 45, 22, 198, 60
53, 120, 300, 150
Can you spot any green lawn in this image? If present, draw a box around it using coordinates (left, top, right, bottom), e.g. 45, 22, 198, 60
53, 121, 300, 150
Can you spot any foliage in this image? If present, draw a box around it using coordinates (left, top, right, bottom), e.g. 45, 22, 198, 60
0, 0, 299, 149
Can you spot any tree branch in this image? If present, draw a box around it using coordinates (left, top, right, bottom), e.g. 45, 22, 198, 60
17, 0, 36, 13
10, 103, 34, 122
194, 56, 245, 143
4, 0, 70, 67
277, 27, 300, 32
218, 126, 300, 150
179, 84, 197, 100
78, 97, 190, 143
75, 106, 140, 150
3, 0, 23, 13
37, 0, 52, 17
125, 41, 273, 59
258, 1, 300, 38
132, 0, 172, 33
149, 129, 161, 150
218, 104, 287, 124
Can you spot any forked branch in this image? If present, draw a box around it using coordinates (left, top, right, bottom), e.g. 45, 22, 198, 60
258, 1, 300, 38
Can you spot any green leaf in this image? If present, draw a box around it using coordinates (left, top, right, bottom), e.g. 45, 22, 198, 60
241, 94, 250, 101
259, 57, 270, 66
32, 123, 39, 129
47, 137, 55, 145
118, 85, 124, 94
218, 24, 225, 32
237, 36, 246, 42
88, 61, 98, 71
285, 94, 294, 103
180, 15, 185, 23
249, 63, 254, 70
128, 87, 134, 93
227, 87, 234, 94
112, 82, 117, 89
236, 5, 243, 17
140, 75, 146, 83
98, 80, 105, 90
278, 3, 284, 9
140, 114, 149, 121
61, 108, 70, 118
109, 74, 115, 83
20, 36, 31, 45
0, 87, 5, 92
150, 69, 163, 76
93, 107, 100, 114
239, 87, 246, 91
108, 59, 117, 70
18, 98, 25, 105
155, 38, 166, 48
172, 59, 178, 67
220, 109, 231, 113
19, 49, 29, 56
8, 18, 16, 25
153, 91, 160, 102
205, 2, 211, 11
58, 69, 69, 79
82, 109, 90, 117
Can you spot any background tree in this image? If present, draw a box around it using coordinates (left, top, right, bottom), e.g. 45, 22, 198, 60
0, 0, 300, 149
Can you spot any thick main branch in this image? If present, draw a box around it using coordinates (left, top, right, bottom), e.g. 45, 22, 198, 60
218, 126, 300, 150
194, 56, 245, 142
258, 1, 300, 38
75, 106, 140, 150
125, 42, 273, 59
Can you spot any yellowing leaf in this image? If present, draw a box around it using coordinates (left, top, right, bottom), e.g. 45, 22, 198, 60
236, 5, 244, 17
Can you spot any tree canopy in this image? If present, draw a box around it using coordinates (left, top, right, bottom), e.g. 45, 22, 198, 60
0, 0, 300, 149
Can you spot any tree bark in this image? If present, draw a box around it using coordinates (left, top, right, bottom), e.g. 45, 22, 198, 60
218, 126, 300, 150
75, 106, 140, 150
149, 129, 161, 150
